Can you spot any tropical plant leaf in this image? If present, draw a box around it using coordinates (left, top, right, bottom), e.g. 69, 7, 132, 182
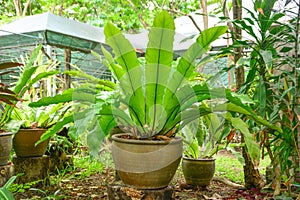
103, 21, 145, 134
0, 175, 17, 200
14, 44, 42, 94
29, 89, 74, 107
104, 22, 140, 95
176, 26, 227, 85
254, 75, 266, 117
214, 102, 282, 133
0, 62, 23, 70
20, 70, 59, 97
0, 63, 20, 72
0, 188, 14, 200
0, 93, 19, 106
145, 11, 175, 133
230, 117, 260, 162
36, 115, 74, 145
64, 68, 116, 90
98, 47, 124, 81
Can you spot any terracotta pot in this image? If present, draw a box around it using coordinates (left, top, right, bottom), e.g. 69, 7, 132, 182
182, 157, 215, 186
0, 132, 12, 166
111, 134, 183, 189
13, 128, 50, 158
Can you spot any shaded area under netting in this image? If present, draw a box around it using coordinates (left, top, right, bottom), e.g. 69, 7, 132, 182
0, 12, 110, 85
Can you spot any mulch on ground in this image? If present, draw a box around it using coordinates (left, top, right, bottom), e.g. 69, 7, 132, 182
13, 165, 278, 200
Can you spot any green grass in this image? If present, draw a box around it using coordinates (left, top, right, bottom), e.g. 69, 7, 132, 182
73, 156, 104, 178
215, 151, 271, 184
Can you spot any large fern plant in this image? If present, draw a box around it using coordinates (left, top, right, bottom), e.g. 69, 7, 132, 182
98, 11, 280, 140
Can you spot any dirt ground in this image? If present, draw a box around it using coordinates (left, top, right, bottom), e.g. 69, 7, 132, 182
13, 165, 280, 200
12, 146, 298, 200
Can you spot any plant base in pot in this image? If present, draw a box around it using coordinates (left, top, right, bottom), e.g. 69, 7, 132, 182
13, 129, 50, 158
182, 157, 215, 187
0, 132, 12, 166
111, 134, 183, 189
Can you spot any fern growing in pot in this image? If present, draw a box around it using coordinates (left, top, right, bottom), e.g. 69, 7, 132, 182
181, 103, 261, 187
0, 45, 57, 164
97, 10, 231, 189
8, 97, 73, 158
1, 44, 73, 158
97, 9, 282, 189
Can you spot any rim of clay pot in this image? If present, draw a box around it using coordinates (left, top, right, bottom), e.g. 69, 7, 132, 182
111, 133, 182, 145
19, 128, 47, 131
0, 132, 13, 136
183, 156, 215, 161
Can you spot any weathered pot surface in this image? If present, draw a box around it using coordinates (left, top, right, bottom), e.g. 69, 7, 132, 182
182, 156, 215, 187
111, 133, 183, 189
13, 128, 50, 158
0, 132, 13, 166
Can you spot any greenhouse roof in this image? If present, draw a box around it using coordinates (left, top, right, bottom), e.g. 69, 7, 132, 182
0, 12, 105, 52
124, 30, 195, 56
0, 12, 198, 56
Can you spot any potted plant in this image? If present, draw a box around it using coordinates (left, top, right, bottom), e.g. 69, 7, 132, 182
95, 11, 230, 189
8, 97, 73, 157
97, 9, 283, 189
0, 62, 23, 166
181, 96, 271, 187
181, 114, 217, 187
0, 44, 72, 158
181, 110, 230, 187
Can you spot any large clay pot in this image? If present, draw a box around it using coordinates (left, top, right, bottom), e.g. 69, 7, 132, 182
13, 128, 50, 158
182, 157, 215, 186
111, 134, 183, 189
0, 132, 12, 166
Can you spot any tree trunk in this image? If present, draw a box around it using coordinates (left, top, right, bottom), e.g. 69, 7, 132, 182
233, 0, 244, 89
200, 0, 208, 29
242, 142, 265, 189
232, 0, 264, 189
13, 0, 31, 16
22, 0, 31, 16
13, 0, 22, 16
64, 49, 71, 90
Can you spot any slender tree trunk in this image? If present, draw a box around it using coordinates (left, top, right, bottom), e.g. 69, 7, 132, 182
13, 0, 31, 16
232, 0, 264, 189
221, 0, 234, 87
64, 49, 71, 90
13, 0, 22, 16
233, 0, 244, 89
22, 0, 31, 16
200, 0, 208, 29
